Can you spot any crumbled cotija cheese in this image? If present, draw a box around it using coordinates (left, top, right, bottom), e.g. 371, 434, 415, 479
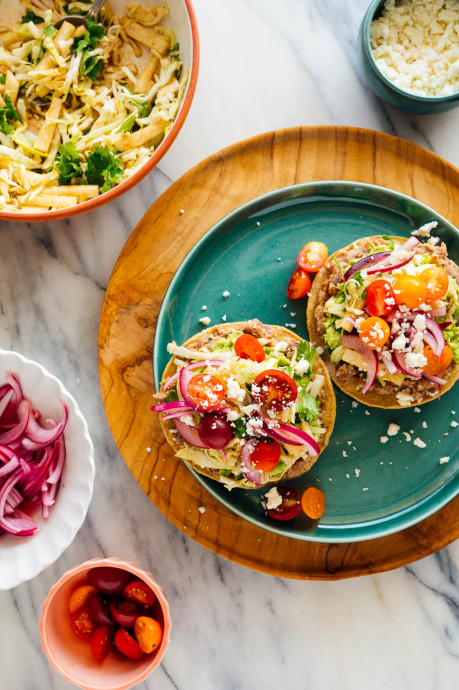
370, 0, 459, 97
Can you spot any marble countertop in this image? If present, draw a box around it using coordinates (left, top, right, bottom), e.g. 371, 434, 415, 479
2, 1, 459, 688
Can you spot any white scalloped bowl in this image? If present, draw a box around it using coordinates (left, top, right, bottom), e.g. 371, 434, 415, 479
0, 350, 94, 590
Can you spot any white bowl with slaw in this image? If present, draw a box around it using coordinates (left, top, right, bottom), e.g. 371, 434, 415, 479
0, 350, 94, 589
0, 0, 199, 221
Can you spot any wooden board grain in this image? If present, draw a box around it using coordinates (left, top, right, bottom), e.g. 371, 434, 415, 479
98, 126, 459, 579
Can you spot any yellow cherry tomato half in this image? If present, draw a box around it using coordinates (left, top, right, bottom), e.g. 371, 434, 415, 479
358, 317, 390, 350
297, 242, 328, 273
420, 266, 449, 302
68, 585, 97, 614
392, 274, 427, 309
134, 616, 163, 654
423, 345, 453, 376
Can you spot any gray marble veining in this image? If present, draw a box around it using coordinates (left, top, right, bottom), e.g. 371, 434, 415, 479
1, 0, 459, 688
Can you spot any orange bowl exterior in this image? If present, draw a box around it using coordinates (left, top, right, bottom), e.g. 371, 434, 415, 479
0, 0, 199, 224
39, 557, 172, 690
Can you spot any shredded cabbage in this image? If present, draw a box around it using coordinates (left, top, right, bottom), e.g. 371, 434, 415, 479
0, 0, 188, 211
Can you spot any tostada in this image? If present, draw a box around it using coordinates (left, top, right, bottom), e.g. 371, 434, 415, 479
152, 320, 336, 490
307, 231, 459, 408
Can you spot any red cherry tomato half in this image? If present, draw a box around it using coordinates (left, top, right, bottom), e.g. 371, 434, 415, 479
365, 279, 395, 317
250, 439, 281, 472
134, 616, 163, 654
91, 625, 112, 664
252, 369, 298, 411
187, 373, 225, 411
110, 598, 144, 628
70, 607, 95, 640
286, 267, 311, 300
123, 580, 156, 607
265, 486, 301, 521
114, 628, 145, 660
90, 592, 114, 625
87, 567, 133, 595
297, 241, 328, 273
68, 585, 97, 614
234, 334, 266, 362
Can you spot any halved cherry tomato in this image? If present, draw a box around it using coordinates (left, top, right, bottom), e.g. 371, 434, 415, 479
90, 625, 112, 664
297, 241, 328, 273
249, 439, 281, 472
286, 267, 311, 299
301, 487, 325, 520
358, 316, 390, 350
187, 373, 225, 410
234, 334, 265, 362
393, 274, 427, 309
423, 344, 453, 376
252, 369, 298, 411
90, 592, 113, 625
68, 585, 97, 614
365, 279, 395, 317
134, 616, 163, 654
265, 486, 301, 521
114, 628, 145, 660
110, 598, 144, 628
70, 607, 95, 640
420, 266, 449, 302
124, 580, 156, 607
87, 567, 133, 595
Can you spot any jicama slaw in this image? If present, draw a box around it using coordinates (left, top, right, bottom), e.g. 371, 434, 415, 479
0, 0, 188, 211
0, 372, 67, 537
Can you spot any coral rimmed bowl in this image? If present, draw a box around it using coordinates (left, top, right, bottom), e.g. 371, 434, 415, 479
0, 0, 199, 222
39, 557, 171, 690
0, 350, 94, 590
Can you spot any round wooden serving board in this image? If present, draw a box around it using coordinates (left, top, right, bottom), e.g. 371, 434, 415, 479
98, 126, 459, 580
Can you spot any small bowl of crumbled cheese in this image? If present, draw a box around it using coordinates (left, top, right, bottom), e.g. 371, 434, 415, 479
358, 0, 459, 113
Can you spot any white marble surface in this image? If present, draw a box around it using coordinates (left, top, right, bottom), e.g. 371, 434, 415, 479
1, 0, 459, 688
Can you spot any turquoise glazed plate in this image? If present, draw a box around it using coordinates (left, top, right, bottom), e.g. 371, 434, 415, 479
153, 181, 459, 542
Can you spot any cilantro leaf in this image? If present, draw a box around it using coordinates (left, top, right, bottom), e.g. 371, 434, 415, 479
165, 390, 179, 403
0, 96, 21, 135
73, 20, 105, 80
128, 99, 150, 118
231, 418, 248, 438
295, 391, 320, 422
85, 146, 123, 193
56, 142, 83, 184
295, 341, 317, 368
21, 10, 44, 24
0, 75, 5, 84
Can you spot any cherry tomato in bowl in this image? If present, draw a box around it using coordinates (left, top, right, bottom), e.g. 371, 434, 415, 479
90, 592, 114, 625
114, 628, 145, 660
87, 566, 133, 595
91, 625, 112, 664
265, 486, 301, 521
68, 585, 97, 614
286, 267, 311, 299
297, 241, 328, 272
252, 369, 298, 411
110, 598, 144, 628
234, 333, 266, 362
134, 617, 163, 654
70, 607, 95, 640
124, 580, 156, 607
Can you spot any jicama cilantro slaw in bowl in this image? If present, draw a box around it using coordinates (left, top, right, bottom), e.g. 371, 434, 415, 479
0, 0, 198, 220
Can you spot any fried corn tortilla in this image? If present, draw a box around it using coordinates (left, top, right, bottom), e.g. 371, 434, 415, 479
156, 321, 336, 489
307, 235, 459, 408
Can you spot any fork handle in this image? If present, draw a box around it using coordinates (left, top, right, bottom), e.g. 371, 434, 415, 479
86, 0, 107, 22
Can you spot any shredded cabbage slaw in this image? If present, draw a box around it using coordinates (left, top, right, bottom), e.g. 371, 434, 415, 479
0, 1, 188, 211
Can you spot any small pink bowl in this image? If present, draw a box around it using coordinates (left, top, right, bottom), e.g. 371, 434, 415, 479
39, 557, 171, 690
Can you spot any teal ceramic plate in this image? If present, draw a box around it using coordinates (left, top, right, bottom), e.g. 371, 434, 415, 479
153, 181, 459, 542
